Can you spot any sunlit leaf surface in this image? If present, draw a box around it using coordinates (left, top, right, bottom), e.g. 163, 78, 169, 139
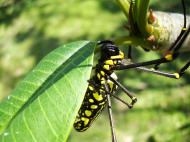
0, 41, 96, 142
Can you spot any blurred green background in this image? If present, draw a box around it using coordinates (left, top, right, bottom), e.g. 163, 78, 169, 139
0, 0, 190, 142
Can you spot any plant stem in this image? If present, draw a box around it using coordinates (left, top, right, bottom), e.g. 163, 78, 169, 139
115, 0, 190, 52
113, 36, 151, 49
115, 0, 130, 18
137, 0, 150, 37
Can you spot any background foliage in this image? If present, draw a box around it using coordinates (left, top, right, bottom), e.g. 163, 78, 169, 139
0, 0, 190, 142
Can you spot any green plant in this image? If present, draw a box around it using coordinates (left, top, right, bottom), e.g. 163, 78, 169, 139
0, 41, 95, 141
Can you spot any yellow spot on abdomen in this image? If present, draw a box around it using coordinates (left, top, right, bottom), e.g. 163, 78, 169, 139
104, 60, 114, 65
93, 92, 103, 101
103, 65, 110, 70
89, 99, 94, 103
100, 71, 105, 76
88, 86, 94, 91
91, 105, 98, 109
101, 80, 105, 84
97, 73, 101, 79
85, 110, 92, 117
81, 117, 89, 126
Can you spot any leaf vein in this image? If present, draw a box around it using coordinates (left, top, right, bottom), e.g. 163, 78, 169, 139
53, 86, 64, 100
44, 60, 59, 65
0, 108, 12, 116
23, 81, 39, 87
45, 91, 60, 112
23, 111, 38, 142
33, 69, 51, 75
5, 102, 19, 109
10, 125, 17, 142
11, 95, 26, 102
53, 52, 64, 57
37, 98, 58, 138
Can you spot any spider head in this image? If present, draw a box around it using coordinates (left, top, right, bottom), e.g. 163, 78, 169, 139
98, 40, 124, 61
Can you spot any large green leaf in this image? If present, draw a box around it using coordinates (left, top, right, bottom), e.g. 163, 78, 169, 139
0, 41, 96, 142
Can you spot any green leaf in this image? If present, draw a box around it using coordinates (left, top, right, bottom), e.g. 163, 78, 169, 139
0, 41, 96, 142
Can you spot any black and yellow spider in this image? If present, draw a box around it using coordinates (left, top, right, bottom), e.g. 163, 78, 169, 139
74, 0, 190, 142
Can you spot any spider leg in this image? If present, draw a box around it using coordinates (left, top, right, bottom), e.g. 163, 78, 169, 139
128, 46, 132, 60
103, 81, 117, 142
154, 0, 188, 69
107, 75, 137, 107
88, 79, 132, 108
